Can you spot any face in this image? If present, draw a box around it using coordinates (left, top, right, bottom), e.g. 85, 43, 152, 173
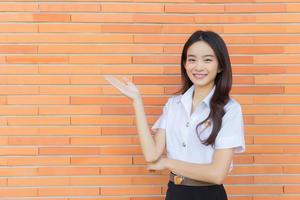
185, 40, 220, 90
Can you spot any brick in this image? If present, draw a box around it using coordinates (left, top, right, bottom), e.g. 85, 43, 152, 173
102, 24, 163, 33
255, 75, 300, 84
69, 55, 131, 64
0, 147, 38, 155
0, 188, 37, 197
8, 177, 69, 186
39, 24, 101, 33
255, 156, 300, 164
226, 185, 283, 195
245, 125, 300, 134
100, 186, 161, 195
254, 116, 300, 124
0, 167, 37, 176
39, 105, 102, 115
39, 147, 100, 155
231, 165, 283, 174
39, 126, 100, 136
32, 14, 71, 22
0, 24, 38, 32
38, 187, 99, 196
38, 167, 99, 176
0, 86, 39, 95
69, 177, 131, 185
225, 4, 285, 12
0, 45, 37, 53
38, 44, 163, 54
71, 137, 133, 145
71, 156, 132, 165
6, 56, 68, 64
102, 3, 164, 12
71, 13, 133, 23
39, 86, 102, 95
71, 116, 133, 125
0, 66, 38, 74
195, 15, 255, 23
7, 117, 70, 125
254, 136, 300, 144
0, 34, 132, 43
0, 127, 39, 136
256, 14, 300, 23
8, 136, 69, 145
0, 75, 70, 84
165, 4, 224, 13
224, 25, 285, 34
0, 3, 38, 11
7, 157, 70, 166
0, 105, 38, 115
39, 3, 100, 12
133, 14, 194, 23
7, 96, 70, 105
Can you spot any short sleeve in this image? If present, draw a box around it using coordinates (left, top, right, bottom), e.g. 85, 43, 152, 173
214, 102, 246, 153
151, 97, 172, 133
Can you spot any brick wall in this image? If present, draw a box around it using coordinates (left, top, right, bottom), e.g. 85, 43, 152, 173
0, 0, 299, 199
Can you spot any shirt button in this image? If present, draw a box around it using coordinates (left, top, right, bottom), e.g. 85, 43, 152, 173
182, 142, 186, 147
185, 122, 189, 127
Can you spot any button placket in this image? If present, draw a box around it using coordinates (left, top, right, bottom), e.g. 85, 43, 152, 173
185, 121, 190, 127
182, 118, 193, 149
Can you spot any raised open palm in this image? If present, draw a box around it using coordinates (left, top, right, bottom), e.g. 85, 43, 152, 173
104, 75, 141, 101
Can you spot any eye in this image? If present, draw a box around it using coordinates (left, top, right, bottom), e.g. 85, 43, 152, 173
188, 59, 195, 62
204, 59, 212, 62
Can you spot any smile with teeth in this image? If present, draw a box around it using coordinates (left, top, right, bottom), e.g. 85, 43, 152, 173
193, 73, 207, 79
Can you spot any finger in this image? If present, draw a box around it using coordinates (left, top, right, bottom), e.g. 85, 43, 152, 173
122, 77, 133, 85
123, 77, 137, 89
105, 76, 127, 90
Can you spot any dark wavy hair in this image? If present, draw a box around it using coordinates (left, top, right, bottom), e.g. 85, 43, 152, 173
173, 30, 232, 146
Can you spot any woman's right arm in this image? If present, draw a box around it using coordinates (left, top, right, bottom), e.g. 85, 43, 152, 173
133, 98, 166, 163
104, 75, 165, 163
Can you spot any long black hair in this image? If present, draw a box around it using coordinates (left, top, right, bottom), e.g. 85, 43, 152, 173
173, 30, 232, 146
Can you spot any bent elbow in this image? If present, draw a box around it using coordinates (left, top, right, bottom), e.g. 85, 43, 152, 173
213, 177, 224, 185
145, 157, 156, 163
211, 172, 226, 185
145, 154, 160, 163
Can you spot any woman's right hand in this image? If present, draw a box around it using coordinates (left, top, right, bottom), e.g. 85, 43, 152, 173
104, 75, 141, 101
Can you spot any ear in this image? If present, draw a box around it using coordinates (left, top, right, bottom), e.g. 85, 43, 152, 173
217, 68, 222, 73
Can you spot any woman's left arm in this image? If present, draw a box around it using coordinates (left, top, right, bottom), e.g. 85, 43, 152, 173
147, 148, 234, 185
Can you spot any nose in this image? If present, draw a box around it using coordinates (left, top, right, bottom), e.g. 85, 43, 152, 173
194, 60, 205, 70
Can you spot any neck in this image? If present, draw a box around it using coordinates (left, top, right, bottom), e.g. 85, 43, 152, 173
192, 83, 214, 104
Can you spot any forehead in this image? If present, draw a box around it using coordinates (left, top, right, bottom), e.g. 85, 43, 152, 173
187, 41, 215, 57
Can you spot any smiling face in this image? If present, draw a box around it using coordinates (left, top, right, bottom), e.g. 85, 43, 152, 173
184, 40, 221, 91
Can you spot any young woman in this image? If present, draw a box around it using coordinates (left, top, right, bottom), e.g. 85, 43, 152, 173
105, 30, 245, 200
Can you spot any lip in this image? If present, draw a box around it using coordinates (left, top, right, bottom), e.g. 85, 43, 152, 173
193, 73, 207, 79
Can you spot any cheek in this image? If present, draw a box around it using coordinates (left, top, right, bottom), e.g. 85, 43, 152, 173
208, 63, 219, 73
185, 63, 196, 70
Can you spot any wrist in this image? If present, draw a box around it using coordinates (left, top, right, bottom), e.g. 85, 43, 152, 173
133, 95, 142, 104
164, 158, 172, 170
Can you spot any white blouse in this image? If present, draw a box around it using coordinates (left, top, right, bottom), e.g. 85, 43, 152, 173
151, 84, 245, 172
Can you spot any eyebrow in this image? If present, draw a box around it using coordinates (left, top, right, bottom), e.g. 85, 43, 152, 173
187, 54, 214, 58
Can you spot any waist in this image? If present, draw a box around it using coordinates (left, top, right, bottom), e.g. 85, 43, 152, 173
169, 172, 215, 186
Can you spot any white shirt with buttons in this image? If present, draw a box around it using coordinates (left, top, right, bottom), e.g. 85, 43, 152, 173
151, 84, 245, 172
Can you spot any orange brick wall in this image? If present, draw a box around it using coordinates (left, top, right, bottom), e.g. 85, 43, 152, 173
0, 0, 299, 199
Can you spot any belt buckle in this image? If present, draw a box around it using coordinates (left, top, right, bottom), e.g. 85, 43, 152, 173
174, 175, 184, 185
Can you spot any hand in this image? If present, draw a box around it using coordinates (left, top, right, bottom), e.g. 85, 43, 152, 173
147, 157, 168, 171
104, 75, 141, 101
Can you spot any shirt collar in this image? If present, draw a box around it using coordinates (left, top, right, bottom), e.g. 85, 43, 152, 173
180, 84, 216, 117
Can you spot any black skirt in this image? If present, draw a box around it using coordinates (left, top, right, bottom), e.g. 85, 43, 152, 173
165, 180, 228, 200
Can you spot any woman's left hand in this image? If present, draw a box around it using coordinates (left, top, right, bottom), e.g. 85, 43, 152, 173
147, 157, 168, 171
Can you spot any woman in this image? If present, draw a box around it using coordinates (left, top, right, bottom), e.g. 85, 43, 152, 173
105, 30, 245, 200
